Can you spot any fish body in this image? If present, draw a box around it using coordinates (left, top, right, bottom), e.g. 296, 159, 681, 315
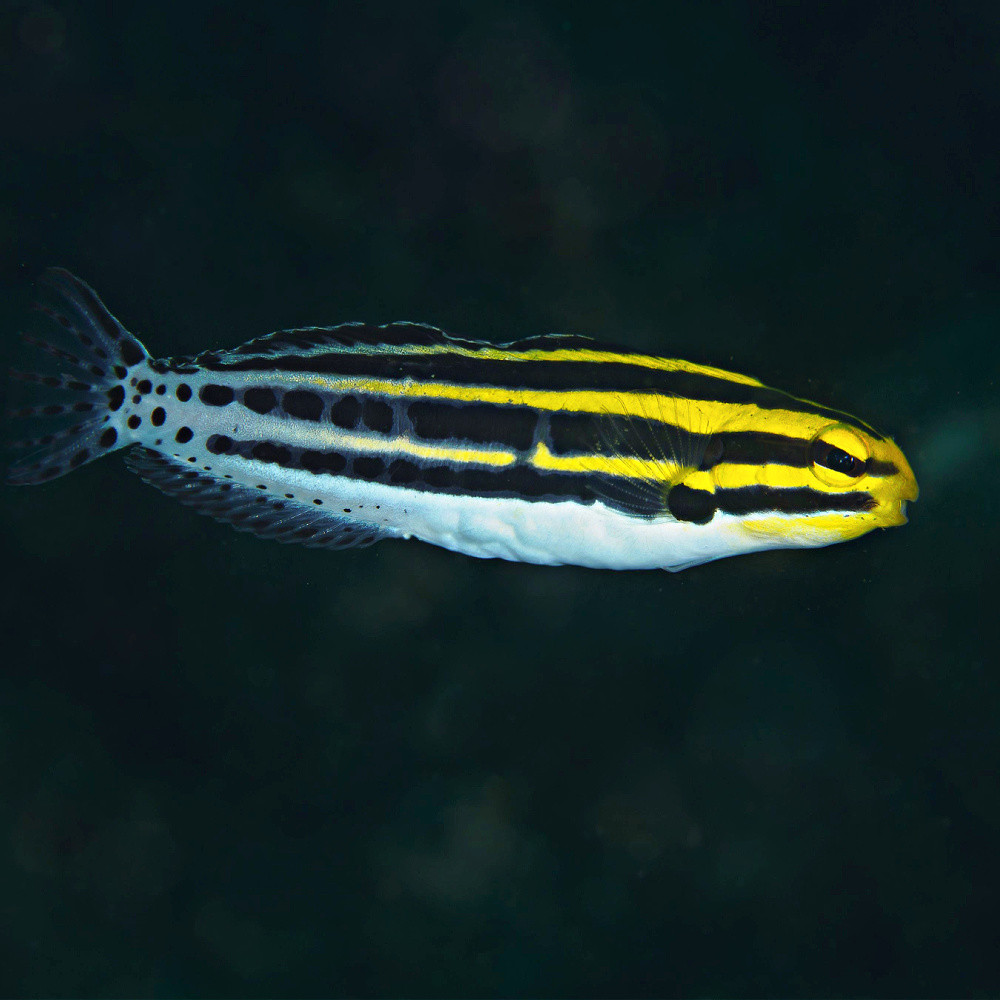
7, 270, 918, 571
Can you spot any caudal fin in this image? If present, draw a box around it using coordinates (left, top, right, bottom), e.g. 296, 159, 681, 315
6, 268, 151, 485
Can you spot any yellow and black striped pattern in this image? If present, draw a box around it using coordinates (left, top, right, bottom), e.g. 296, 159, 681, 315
174, 322, 918, 546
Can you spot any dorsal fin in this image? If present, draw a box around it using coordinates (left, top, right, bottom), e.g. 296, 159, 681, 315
125, 447, 393, 550
215, 321, 477, 360
211, 323, 601, 361
500, 332, 600, 351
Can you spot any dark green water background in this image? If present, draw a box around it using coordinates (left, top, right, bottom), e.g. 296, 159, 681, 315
2, 2, 999, 996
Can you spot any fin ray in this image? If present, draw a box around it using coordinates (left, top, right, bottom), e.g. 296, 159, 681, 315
125, 447, 394, 550
6, 270, 150, 484
215, 323, 601, 361
588, 394, 714, 520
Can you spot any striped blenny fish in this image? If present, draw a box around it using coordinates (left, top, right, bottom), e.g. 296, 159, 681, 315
7, 269, 918, 571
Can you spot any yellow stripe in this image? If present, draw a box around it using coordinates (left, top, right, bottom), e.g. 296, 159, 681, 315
530, 441, 683, 480
399, 344, 766, 388
250, 418, 516, 467
683, 464, 859, 495
528, 449, 864, 497
279, 373, 820, 438
387, 437, 516, 467
275, 338, 766, 388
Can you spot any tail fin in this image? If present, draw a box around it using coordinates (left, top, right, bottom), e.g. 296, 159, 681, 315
6, 268, 151, 485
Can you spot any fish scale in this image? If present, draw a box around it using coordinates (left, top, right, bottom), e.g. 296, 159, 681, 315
5, 269, 918, 571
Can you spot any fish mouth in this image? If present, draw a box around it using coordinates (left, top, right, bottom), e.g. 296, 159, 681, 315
895, 477, 919, 522
879, 494, 914, 528
895, 486, 918, 524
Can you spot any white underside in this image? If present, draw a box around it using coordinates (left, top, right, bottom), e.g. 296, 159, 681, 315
236, 462, 810, 571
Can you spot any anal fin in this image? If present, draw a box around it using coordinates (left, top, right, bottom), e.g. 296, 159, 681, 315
125, 447, 393, 550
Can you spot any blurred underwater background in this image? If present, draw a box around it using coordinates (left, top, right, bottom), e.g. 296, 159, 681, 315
1, 1, 999, 995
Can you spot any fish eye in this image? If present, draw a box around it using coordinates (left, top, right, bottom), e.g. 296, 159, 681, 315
809, 424, 869, 486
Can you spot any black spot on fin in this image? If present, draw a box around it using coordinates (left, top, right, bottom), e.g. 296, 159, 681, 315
6, 269, 152, 485
124, 447, 394, 550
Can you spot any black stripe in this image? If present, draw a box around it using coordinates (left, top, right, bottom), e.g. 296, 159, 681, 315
717, 435, 898, 476
718, 434, 897, 477
663, 482, 877, 524
209, 434, 882, 521
407, 400, 538, 452
546, 416, 899, 477
715, 486, 875, 516
197, 351, 879, 436
548, 411, 707, 464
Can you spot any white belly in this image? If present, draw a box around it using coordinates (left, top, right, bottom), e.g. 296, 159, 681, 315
257, 464, 785, 571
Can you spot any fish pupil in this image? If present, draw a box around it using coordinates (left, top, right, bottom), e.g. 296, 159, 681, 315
815, 442, 864, 477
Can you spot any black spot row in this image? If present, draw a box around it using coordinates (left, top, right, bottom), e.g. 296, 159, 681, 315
171, 431, 648, 514
408, 400, 537, 452
234, 386, 395, 434
196, 436, 581, 508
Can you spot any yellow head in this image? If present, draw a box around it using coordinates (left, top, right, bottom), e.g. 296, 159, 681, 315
676, 392, 920, 551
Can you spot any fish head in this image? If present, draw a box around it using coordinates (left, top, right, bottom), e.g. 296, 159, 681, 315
721, 411, 920, 550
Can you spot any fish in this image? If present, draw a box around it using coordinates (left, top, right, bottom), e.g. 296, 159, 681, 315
5, 269, 918, 571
